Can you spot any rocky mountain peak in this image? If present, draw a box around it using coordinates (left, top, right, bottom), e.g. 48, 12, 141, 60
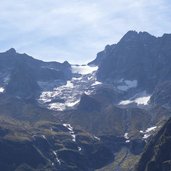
119, 30, 138, 42
5, 48, 17, 55
94, 30, 171, 93
118, 30, 156, 45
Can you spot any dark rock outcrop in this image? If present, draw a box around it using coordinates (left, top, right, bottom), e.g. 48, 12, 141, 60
150, 81, 171, 108
135, 118, 171, 171
5, 63, 40, 99
0, 140, 47, 171
77, 94, 101, 112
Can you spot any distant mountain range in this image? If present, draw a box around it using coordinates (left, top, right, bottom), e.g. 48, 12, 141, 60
0, 31, 171, 171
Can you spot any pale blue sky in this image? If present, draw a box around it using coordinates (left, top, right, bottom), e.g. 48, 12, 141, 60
0, 0, 171, 64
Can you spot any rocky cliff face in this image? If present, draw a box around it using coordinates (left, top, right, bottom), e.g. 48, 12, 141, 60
135, 118, 171, 171
88, 44, 116, 66
150, 81, 171, 108
94, 31, 171, 92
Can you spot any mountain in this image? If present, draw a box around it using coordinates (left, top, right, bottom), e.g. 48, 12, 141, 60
0, 49, 115, 171
0, 48, 72, 99
1, 30, 171, 171
92, 31, 171, 93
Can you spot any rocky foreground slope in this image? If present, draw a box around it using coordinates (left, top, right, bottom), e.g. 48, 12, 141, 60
135, 118, 171, 171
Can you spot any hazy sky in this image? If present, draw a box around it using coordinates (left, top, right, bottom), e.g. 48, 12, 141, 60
0, 0, 171, 64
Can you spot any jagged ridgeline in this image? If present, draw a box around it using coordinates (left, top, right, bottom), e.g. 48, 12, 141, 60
0, 31, 171, 171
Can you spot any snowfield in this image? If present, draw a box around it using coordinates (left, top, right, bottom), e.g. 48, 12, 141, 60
38, 65, 101, 111
71, 65, 98, 75
119, 91, 151, 106
38, 65, 151, 111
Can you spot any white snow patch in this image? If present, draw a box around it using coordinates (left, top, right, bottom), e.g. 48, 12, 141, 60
42, 135, 47, 140
49, 103, 66, 111
65, 100, 80, 107
119, 95, 151, 106
146, 126, 157, 133
140, 126, 157, 134
119, 100, 132, 105
65, 81, 74, 88
117, 80, 137, 91
71, 134, 76, 142
134, 96, 151, 105
0, 87, 4, 93
72, 77, 82, 81
92, 81, 102, 86
124, 133, 130, 143
78, 147, 82, 151
84, 90, 93, 95
94, 136, 101, 141
140, 126, 157, 139
124, 133, 129, 139
71, 65, 98, 75
143, 134, 151, 139
63, 124, 76, 142
39, 91, 54, 103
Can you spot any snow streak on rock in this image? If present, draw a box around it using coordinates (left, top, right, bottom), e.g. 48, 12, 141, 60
94, 136, 101, 141
78, 147, 82, 151
124, 133, 130, 143
140, 126, 157, 139
53, 151, 61, 165
63, 123, 76, 142
40, 134, 61, 165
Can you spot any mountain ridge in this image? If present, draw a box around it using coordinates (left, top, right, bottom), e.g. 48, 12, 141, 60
0, 30, 171, 171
